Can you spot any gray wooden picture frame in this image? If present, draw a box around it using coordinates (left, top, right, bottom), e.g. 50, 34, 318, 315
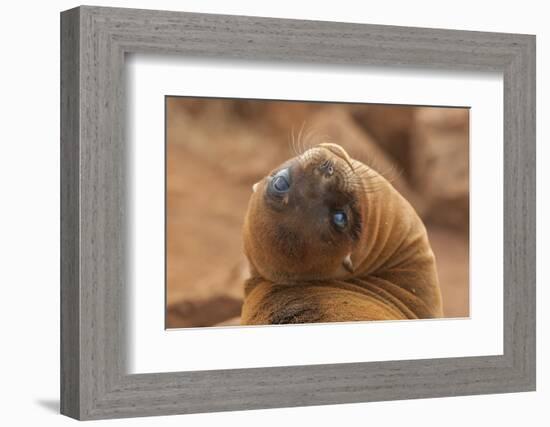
60, 5, 536, 420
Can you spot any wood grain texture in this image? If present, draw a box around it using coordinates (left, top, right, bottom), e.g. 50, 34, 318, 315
60, 7, 81, 419
60, 5, 536, 420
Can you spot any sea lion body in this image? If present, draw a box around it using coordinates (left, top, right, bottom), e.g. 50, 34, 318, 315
241, 144, 442, 325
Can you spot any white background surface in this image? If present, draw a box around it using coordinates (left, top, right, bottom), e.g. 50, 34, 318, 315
0, 0, 546, 426
128, 56, 503, 373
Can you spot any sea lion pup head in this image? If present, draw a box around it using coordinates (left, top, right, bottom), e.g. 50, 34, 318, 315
243, 143, 372, 284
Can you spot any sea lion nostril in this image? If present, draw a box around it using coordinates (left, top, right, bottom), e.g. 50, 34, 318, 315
318, 143, 355, 172
319, 160, 335, 176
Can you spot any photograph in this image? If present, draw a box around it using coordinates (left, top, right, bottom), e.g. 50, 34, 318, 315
165, 97, 470, 328
52, 3, 536, 422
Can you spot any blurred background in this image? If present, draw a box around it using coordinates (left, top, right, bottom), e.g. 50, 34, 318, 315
166, 97, 469, 328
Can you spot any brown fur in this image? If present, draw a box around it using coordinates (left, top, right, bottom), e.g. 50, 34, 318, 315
241, 144, 443, 325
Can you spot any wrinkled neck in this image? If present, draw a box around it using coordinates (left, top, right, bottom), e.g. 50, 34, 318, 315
351, 169, 419, 276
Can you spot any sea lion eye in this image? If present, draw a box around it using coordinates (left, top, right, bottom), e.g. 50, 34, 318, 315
270, 168, 291, 193
273, 176, 289, 192
332, 211, 347, 228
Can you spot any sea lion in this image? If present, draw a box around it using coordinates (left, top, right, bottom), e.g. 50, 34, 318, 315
241, 143, 443, 325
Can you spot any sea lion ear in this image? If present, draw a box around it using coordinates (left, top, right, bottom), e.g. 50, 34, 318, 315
342, 253, 354, 273
252, 182, 260, 193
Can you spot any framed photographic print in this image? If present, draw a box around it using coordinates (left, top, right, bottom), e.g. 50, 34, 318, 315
60, 5, 536, 420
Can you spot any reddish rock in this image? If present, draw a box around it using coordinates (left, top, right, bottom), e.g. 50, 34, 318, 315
410, 108, 469, 231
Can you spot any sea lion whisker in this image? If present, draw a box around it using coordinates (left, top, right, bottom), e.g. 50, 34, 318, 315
353, 150, 404, 185
378, 164, 405, 186
302, 126, 316, 152
299, 124, 319, 156
302, 124, 317, 154
305, 128, 329, 153
297, 121, 307, 155
292, 126, 302, 157
316, 133, 332, 143
288, 128, 298, 157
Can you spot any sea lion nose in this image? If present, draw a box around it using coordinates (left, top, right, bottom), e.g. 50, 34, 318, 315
319, 160, 334, 176
318, 143, 354, 172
